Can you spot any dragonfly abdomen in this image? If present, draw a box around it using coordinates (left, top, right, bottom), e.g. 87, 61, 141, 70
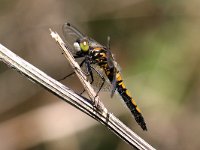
92, 49, 147, 130
116, 73, 147, 131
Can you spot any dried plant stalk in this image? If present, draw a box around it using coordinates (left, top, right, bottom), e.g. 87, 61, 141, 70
0, 37, 155, 150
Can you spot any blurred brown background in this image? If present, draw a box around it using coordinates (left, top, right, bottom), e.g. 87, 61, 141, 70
0, 0, 200, 149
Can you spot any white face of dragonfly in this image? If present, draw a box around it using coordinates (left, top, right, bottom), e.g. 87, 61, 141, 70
73, 42, 81, 51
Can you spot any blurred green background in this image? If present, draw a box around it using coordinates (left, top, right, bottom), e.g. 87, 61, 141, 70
0, 0, 200, 149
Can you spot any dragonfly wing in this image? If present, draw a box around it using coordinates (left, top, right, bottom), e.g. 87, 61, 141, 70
88, 38, 105, 49
63, 23, 85, 38
105, 48, 120, 96
62, 22, 85, 54
85, 64, 112, 92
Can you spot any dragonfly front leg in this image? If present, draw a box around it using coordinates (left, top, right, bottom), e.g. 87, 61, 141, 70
58, 56, 85, 81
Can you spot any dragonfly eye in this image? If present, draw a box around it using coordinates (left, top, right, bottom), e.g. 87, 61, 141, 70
73, 42, 81, 51
80, 40, 89, 52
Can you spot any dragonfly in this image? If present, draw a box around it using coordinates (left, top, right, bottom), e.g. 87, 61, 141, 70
62, 22, 147, 131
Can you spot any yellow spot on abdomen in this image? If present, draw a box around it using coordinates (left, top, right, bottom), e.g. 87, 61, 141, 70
121, 82, 126, 89
116, 72, 142, 114
126, 90, 131, 97
116, 73, 122, 81
131, 98, 141, 113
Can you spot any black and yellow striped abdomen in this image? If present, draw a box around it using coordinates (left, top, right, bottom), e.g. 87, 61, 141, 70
92, 48, 147, 130
116, 73, 147, 130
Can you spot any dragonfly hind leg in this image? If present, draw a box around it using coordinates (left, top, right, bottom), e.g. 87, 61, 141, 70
90, 66, 106, 98
58, 71, 75, 81
82, 63, 106, 98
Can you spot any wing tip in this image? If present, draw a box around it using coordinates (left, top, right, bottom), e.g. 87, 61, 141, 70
66, 22, 71, 26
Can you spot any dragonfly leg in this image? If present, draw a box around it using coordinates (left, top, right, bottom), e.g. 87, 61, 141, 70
74, 58, 94, 96
79, 89, 85, 95
85, 59, 94, 83
78, 73, 96, 96
58, 58, 86, 81
58, 72, 75, 81
90, 66, 105, 98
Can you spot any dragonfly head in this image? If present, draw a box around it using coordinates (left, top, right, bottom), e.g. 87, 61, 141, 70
73, 38, 89, 53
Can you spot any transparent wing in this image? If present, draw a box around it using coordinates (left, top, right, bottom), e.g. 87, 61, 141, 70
62, 22, 85, 54
62, 22, 105, 52
107, 48, 122, 72
88, 38, 105, 49
63, 22, 85, 38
